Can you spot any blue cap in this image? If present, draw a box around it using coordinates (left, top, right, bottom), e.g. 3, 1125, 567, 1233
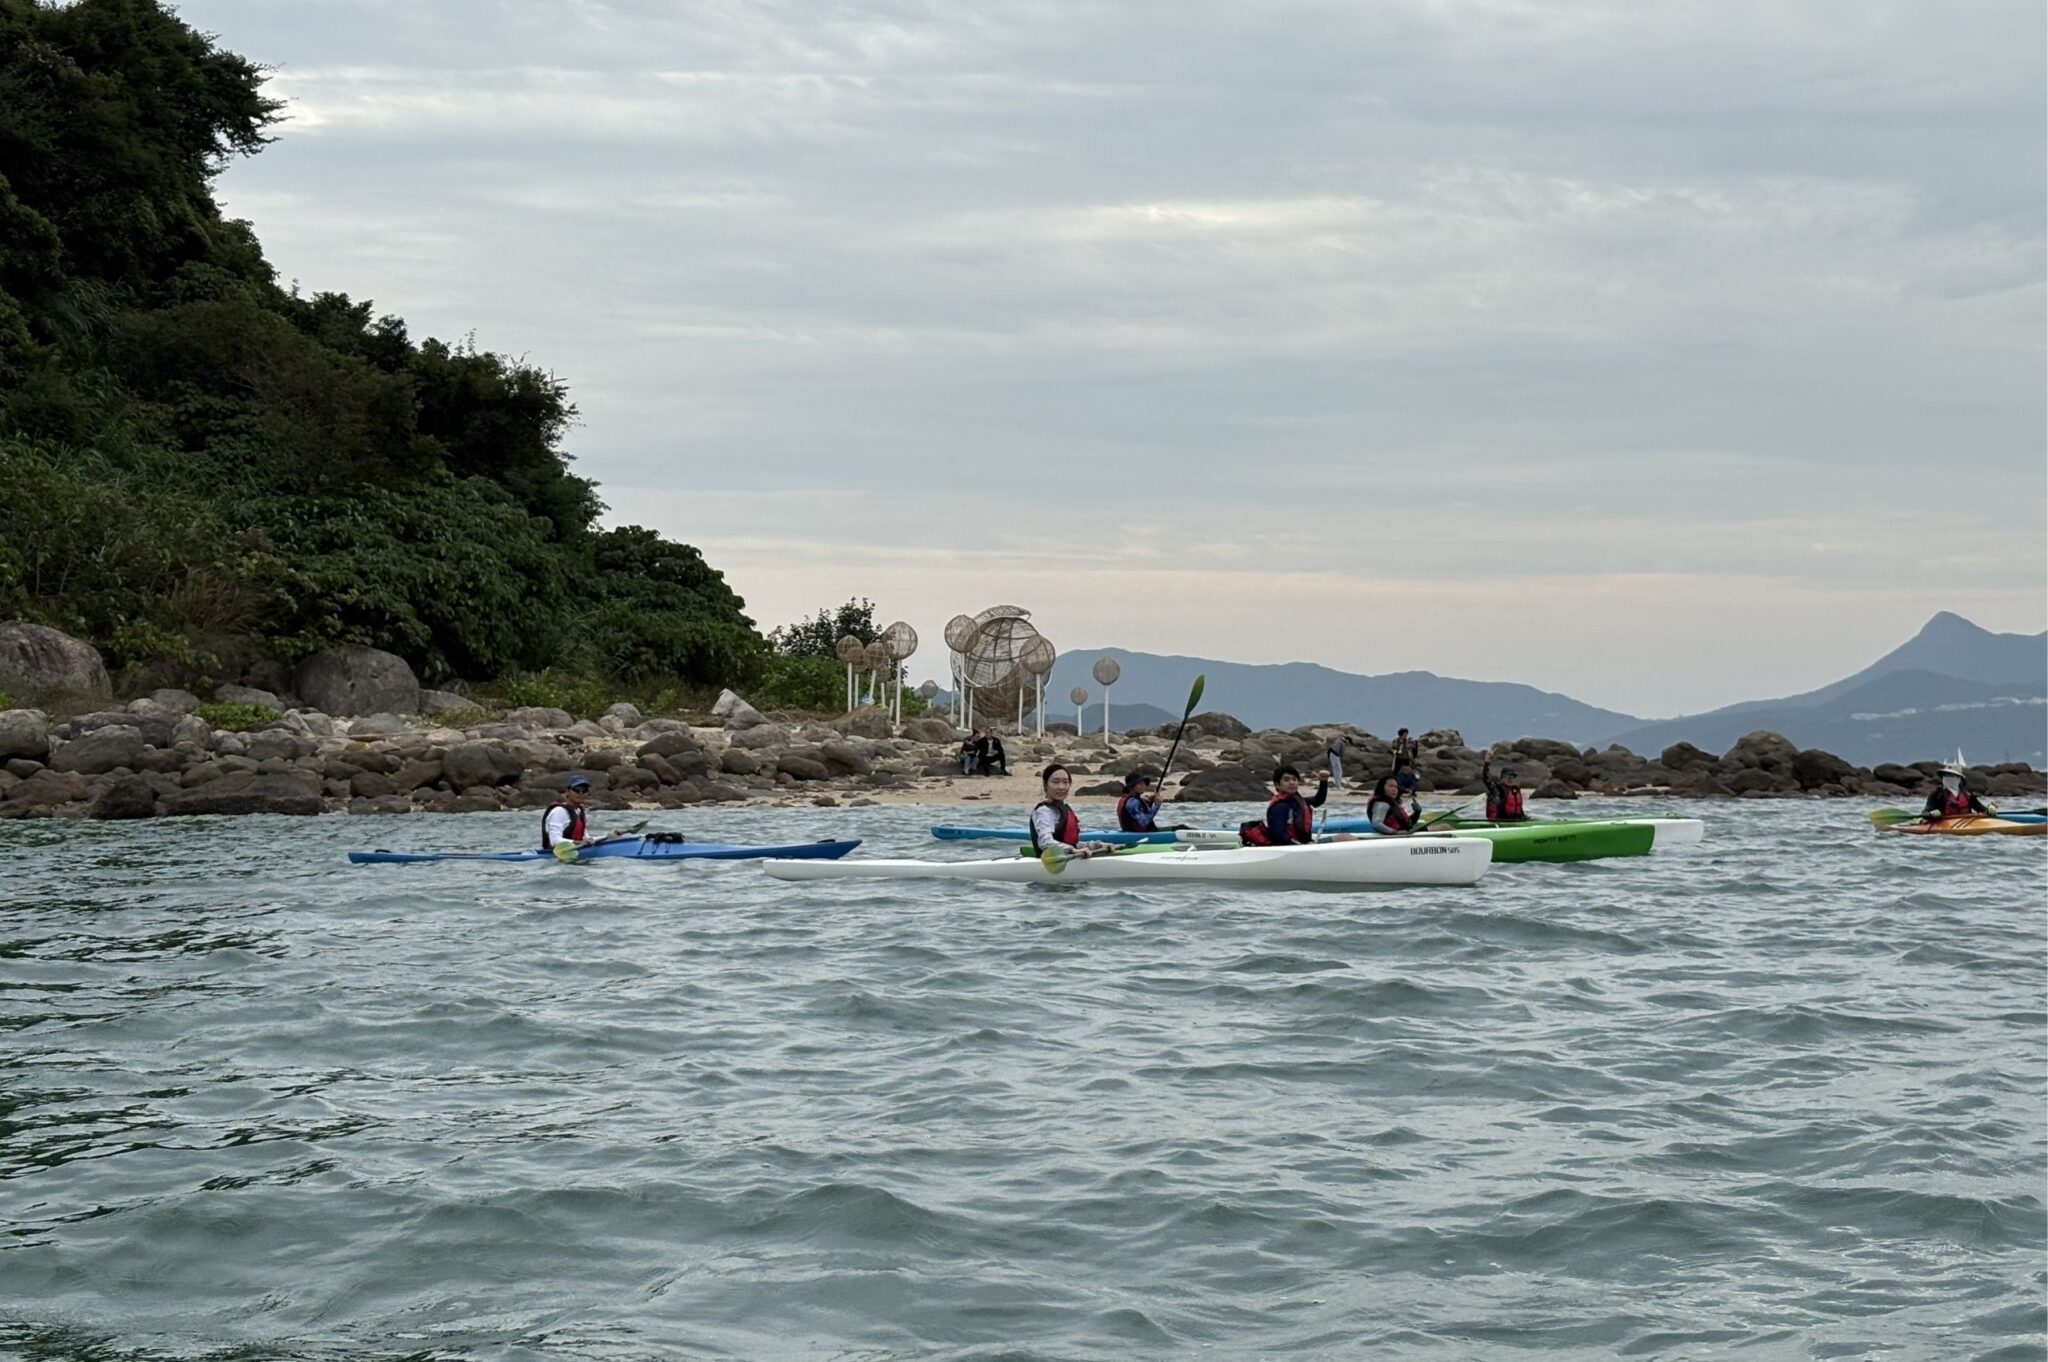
565, 775, 592, 792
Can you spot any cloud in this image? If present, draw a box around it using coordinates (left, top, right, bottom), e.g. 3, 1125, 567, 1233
184, 0, 2046, 710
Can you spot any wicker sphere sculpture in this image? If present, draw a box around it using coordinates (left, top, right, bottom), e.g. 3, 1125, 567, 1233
864, 639, 893, 673
918, 680, 939, 699
1091, 656, 1121, 687
883, 621, 918, 660
835, 635, 867, 665
942, 614, 978, 653
1019, 635, 1056, 677
1070, 687, 1088, 706
951, 606, 1037, 718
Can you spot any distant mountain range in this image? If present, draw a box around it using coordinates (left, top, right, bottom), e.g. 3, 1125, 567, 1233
1036, 612, 2046, 766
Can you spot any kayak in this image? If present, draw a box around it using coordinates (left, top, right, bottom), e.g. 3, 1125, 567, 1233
348, 837, 862, 865
1417, 821, 1653, 863
1878, 815, 2045, 838
930, 825, 1241, 847
1322, 814, 1706, 852
763, 837, 1493, 887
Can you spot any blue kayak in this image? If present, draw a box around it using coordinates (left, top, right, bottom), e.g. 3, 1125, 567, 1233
930, 825, 1180, 846
348, 837, 861, 865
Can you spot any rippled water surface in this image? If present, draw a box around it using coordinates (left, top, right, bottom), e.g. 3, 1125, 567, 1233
3, 800, 2043, 1360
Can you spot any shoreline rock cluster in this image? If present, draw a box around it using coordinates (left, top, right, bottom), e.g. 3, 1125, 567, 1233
0, 699, 2040, 823
1, 625, 2038, 821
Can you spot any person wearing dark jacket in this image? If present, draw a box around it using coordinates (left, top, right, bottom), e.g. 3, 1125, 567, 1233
1240, 765, 1328, 845
1922, 761, 1993, 819
1481, 751, 1530, 822
1117, 772, 1161, 832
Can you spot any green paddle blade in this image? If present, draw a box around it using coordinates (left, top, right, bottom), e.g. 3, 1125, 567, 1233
1039, 847, 1072, 875
1865, 808, 1919, 827
1183, 674, 1206, 717
552, 841, 580, 862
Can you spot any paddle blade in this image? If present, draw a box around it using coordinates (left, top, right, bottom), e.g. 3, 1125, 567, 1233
552, 842, 580, 862
1865, 808, 1918, 827
1039, 847, 1072, 875
1183, 674, 1206, 718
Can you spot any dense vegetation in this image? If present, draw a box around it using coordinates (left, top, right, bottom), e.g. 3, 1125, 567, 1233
0, 0, 763, 693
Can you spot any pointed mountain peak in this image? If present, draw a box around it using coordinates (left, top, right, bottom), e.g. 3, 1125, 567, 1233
1914, 610, 1989, 640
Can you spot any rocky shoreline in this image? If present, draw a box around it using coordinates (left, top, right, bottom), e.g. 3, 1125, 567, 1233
2, 694, 2041, 823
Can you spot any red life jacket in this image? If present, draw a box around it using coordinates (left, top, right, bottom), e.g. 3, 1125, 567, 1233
541, 801, 587, 849
1241, 791, 1315, 846
1030, 800, 1082, 851
1371, 797, 1413, 833
1937, 788, 1973, 817
1487, 786, 1526, 820
1117, 794, 1157, 832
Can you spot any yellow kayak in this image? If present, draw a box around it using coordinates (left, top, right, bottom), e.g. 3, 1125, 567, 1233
1881, 814, 2045, 837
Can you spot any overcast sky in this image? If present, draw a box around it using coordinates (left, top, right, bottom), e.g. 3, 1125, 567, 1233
181, 0, 2044, 716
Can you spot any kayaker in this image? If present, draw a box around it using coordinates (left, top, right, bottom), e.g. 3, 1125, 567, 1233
1481, 751, 1530, 822
1922, 762, 1994, 820
1117, 771, 1161, 832
1030, 764, 1109, 857
1395, 756, 1420, 798
1365, 773, 1417, 836
541, 775, 617, 851
1241, 765, 1338, 846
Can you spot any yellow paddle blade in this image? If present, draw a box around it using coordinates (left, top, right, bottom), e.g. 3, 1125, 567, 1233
1039, 847, 1072, 875
1865, 808, 1918, 827
552, 842, 580, 863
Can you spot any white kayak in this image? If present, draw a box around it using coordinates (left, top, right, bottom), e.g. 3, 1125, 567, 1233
761, 837, 1493, 888
1623, 817, 1706, 850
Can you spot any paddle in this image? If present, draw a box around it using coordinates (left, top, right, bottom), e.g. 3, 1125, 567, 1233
1418, 801, 1475, 830
552, 819, 652, 863
1866, 807, 1922, 827
1151, 674, 1206, 811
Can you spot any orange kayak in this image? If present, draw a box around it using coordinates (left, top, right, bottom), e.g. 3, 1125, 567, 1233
1883, 814, 2046, 837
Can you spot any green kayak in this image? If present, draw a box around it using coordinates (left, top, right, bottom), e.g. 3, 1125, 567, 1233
1424, 820, 1654, 863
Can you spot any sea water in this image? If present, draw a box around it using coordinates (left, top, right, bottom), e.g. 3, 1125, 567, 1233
2, 799, 2042, 1360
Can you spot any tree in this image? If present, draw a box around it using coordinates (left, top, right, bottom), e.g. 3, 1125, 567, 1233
768, 597, 877, 658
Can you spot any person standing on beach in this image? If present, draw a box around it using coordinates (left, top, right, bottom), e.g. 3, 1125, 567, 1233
1393, 728, 1419, 768
1326, 734, 1349, 789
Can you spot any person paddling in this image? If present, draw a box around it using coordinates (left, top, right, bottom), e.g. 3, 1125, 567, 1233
1117, 771, 1162, 832
1365, 773, 1417, 836
1241, 764, 1336, 845
542, 775, 623, 852
1922, 761, 1994, 820
1030, 764, 1109, 858
1481, 750, 1530, 822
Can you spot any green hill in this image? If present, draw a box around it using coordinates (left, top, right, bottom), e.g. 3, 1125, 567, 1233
0, 0, 761, 695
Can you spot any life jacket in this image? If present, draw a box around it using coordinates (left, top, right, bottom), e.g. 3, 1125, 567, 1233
541, 801, 587, 849
1369, 797, 1413, 833
1241, 791, 1314, 847
1936, 788, 1973, 817
1117, 794, 1157, 832
1486, 786, 1526, 820
1030, 800, 1082, 851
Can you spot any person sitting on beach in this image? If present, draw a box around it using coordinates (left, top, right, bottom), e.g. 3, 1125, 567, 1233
959, 731, 980, 776
1240, 765, 1330, 846
1030, 764, 1108, 857
1922, 761, 1994, 819
1117, 771, 1162, 832
1365, 773, 1417, 836
1481, 750, 1530, 822
981, 732, 1008, 777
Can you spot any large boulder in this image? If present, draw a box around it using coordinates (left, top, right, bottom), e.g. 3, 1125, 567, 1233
1188, 711, 1251, 740
729, 722, 791, 752
1660, 741, 1717, 771
1175, 765, 1274, 802
50, 726, 147, 776
418, 689, 474, 716
637, 732, 704, 761
443, 742, 524, 790
90, 776, 160, 820
713, 688, 769, 730
1792, 748, 1858, 790
831, 708, 893, 739
293, 647, 420, 716
901, 716, 960, 745
213, 683, 285, 710
0, 622, 110, 705
0, 710, 49, 762
1721, 731, 1798, 777
504, 706, 573, 730
162, 771, 323, 816
146, 689, 201, 715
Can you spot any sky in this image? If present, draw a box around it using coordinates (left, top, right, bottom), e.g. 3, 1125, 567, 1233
178, 0, 2046, 717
